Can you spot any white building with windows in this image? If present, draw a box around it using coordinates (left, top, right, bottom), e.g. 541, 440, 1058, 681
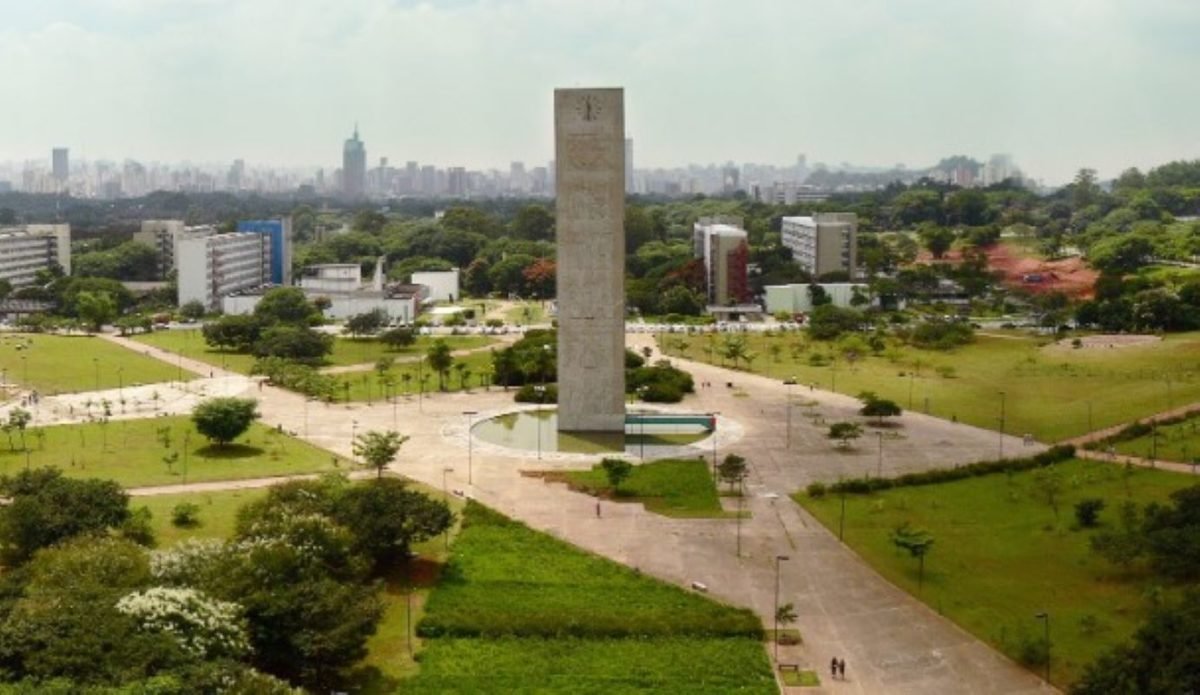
0, 225, 71, 285
134, 220, 220, 275
176, 232, 271, 309
780, 213, 857, 277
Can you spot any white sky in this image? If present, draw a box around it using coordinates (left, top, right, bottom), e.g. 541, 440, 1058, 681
1, 0, 1197, 184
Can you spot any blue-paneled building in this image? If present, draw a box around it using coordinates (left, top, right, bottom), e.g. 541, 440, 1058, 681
236, 218, 292, 285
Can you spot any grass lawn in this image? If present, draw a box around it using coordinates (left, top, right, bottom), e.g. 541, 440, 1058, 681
1112, 413, 1200, 464
0, 333, 188, 394
0, 416, 347, 487
131, 329, 494, 374
504, 301, 546, 325
665, 331, 1200, 442
794, 458, 1200, 687
545, 458, 729, 518
330, 350, 496, 402
137, 487, 268, 546
401, 502, 773, 694
780, 669, 820, 687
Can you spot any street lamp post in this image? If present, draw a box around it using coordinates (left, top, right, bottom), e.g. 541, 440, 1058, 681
534, 386, 546, 461
773, 555, 790, 662
784, 378, 796, 449
877, 431, 884, 479
710, 412, 720, 480
463, 410, 478, 485
1035, 612, 1051, 683
998, 391, 1007, 460
442, 467, 454, 550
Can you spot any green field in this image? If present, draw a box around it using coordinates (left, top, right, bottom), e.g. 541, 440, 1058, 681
665, 331, 1200, 442
0, 333, 188, 394
137, 487, 269, 546
549, 458, 728, 518
0, 416, 346, 487
330, 350, 496, 402
131, 329, 493, 375
795, 458, 1199, 687
403, 502, 772, 693
505, 301, 547, 325
1114, 414, 1200, 464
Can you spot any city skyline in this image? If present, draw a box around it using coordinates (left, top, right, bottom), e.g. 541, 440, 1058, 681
2, 1, 1198, 185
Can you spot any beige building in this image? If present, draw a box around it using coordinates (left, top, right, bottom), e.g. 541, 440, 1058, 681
693, 219, 750, 306
134, 220, 219, 275
176, 232, 272, 310
781, 213, 857, 277
0, 224, 72, 285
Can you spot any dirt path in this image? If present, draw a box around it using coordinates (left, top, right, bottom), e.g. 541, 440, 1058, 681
318, 336, 516, 375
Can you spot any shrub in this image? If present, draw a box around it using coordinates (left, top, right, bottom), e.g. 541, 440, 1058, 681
172, 502, 201, 528
1075, 498, 1106, 528
806, 482, 827, 499
827, 445, 1076, 495
514, 383, 557, 403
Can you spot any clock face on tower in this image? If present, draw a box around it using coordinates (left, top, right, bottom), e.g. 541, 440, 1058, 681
575, 94, 603, 122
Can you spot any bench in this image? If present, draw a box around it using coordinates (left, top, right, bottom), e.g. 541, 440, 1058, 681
777, 663, 800, 673
690, 581, 708, 593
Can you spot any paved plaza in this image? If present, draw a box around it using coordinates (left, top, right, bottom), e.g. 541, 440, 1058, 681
84, 332, 1056, 693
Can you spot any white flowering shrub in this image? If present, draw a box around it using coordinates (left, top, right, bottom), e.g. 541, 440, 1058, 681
149, 538, 228, 585
116, 586, 251, 659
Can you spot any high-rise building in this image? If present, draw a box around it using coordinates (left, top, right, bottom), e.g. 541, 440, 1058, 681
342, 125, 366, 198
227, 159, 245, 189
447, 167, 467, 197
509, 161, 527, 193
0, 225, 72, 285
781, 213, 858, 278
693, 217, 750, 306
51, 148, 69, 182
177, 232, 272, 309
134, 220, 219, 276
236, 218, 293, 286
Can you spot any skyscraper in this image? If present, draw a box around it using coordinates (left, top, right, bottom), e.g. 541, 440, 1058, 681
342, 125, 366, 198
51, 148, 69, 182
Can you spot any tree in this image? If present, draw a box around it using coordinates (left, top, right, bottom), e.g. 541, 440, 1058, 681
890, 522, 935, 590
179, 300, 206, 321
828, 422, 862, 449
775, 602, 798, 643
1141, 485, 1200, 581
75, 291, 117, 333
601, 458, 633, 493
859, 392, 902, 425
352, 430, 409, 479
659, 284, 704, 316
512, 204, 555, 241
918, 224, 955, 259
522, 258, 556, 298
344, 308, 387, 338
202, 314, 263, 352
807, 305, 862, 340
7, 407, 31, 451
717, 454, 748, 493
0, 468, 132, 565
1088, 235, 1155, 275
426, 339, 454, 391
332, 478, 453, 571
1074, 498, 1106, 528
191, 397, 259, 447
1073, 591, 1200, 695
254, 287, 320, 326
252, 325, 333, 363
380, 326, 416, 349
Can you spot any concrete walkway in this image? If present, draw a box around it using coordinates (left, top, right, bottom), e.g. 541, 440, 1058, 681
97, 330, 1053, 694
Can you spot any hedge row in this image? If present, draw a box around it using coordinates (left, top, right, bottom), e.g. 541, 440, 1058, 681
1082, 410, 1200, 451
810, 444, 1076, 497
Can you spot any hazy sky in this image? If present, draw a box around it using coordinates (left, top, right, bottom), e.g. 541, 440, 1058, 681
1, 0, 1197, 184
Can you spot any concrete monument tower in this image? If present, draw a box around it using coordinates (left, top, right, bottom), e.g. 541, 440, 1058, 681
554, 87, 626, 432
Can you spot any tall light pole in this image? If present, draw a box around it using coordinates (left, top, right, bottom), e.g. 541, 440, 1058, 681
877, 431, 884, 478
773, 554, 790, 662
463, 410, 478, 485
784, 378, 796, 449
710, 412, 720, 480
1035, 612, 1050, 683
534, 385, 546, 461
442, 467, 454, 550
998, 391, 1007, 460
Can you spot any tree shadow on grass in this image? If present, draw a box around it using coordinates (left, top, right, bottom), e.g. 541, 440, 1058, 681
194, 443, 265, 460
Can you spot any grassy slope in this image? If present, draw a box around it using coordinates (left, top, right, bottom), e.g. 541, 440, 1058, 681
794, 458, 1198, 686
402, 502, 774, 694
555, 458, 727, 517
0, 416, 346, 487
1114, 414, 1200, 464
666, 331, 1200, 442
0, 333, 186, 394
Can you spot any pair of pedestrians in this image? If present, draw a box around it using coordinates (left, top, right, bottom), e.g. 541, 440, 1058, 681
830, 657, 847, 680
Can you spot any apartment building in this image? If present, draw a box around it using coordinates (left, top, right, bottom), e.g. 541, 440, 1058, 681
176, 232, 271, 309
693, 217, 751, 306
0, 225, 72, 285
134, 220, 219, 275
780, 213, 857, 277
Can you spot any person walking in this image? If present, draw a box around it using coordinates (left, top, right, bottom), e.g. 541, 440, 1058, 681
831, 657, 838, 680
838, 658, 847, 680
